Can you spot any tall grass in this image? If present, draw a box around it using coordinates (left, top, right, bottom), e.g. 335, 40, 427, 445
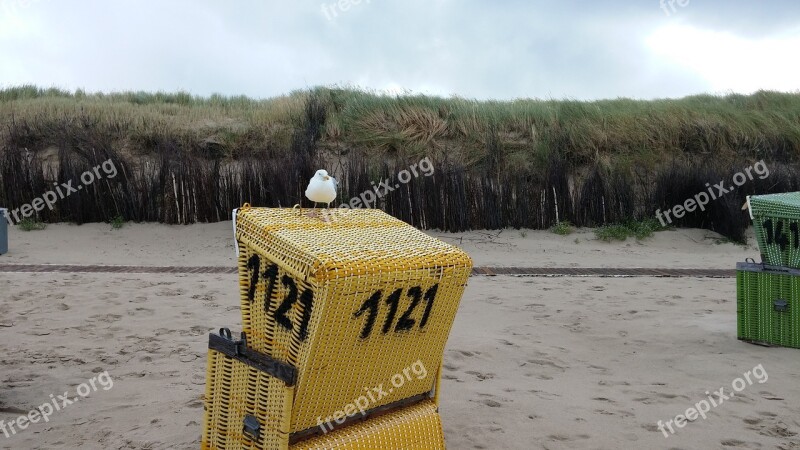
1, 86, 800, 241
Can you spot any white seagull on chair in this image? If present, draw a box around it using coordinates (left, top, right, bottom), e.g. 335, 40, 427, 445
305, 169, 338, 209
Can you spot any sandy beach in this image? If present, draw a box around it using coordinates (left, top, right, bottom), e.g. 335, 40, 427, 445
2, 223, 799, 449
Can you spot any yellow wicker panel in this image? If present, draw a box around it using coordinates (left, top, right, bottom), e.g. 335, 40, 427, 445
202, 348, 293, 450
235, 208, 472, 433
291, 399, 445, 450
235, 208, 472, 282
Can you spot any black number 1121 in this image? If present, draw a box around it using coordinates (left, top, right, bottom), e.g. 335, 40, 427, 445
353, 284, 440, 339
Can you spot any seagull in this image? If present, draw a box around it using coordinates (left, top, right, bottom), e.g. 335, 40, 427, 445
305, 169, 338, 209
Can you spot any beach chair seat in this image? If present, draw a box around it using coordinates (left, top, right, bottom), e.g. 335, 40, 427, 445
201, 329, 446, 449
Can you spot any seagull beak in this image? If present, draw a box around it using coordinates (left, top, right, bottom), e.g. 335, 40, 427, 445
324, 176, 330, 181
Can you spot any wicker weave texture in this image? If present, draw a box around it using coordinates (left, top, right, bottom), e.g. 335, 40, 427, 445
202, 349, 293, 450
235, 207, 472, 433
737, 265, 800, 348
750, 193, 800, 267
292, 399, 445, 450
750, 193, 800, 220
202, 347, 447, 449
235, 208, 472, 282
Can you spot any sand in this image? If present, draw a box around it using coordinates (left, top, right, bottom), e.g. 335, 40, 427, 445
1, 223, 799, 449
3, 222, 759, 268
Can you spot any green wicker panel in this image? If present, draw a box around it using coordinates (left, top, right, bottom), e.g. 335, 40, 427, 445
736, 269, 759, 340
736, 262, 800, 348
750, 193, 800, 268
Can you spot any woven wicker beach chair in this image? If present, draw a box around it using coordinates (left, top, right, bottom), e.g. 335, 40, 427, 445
202, 207, 472, 449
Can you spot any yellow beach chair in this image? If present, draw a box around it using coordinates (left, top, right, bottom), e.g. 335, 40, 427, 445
202, 207, 472, 449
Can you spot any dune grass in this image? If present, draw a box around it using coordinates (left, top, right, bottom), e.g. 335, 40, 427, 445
2, 85, 799, 169
1, 86, 800, 241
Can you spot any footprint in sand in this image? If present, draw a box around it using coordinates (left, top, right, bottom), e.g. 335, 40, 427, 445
720, 439, 749, 447
443, 363, 460, 372
640, 423, 661, 433
588, 365, 609, 374
523, 303, 546, 310
743, 417, 762, 426
89, 314, 123, 323
761, 423, 797, 438
186, 398, 204, 409
657, 393, 682, 399
127, 307, 156, 317
528, 390, 561, 400
448, 349, 480, 362
465, 371, 495, 381
530, 358, 564, 369
759, 391, 784, 401
485, 296, 503, 305
548, 434, 590, 442
156, 288, 186, 297
98, 292, 120, 301
745, 415, 798, 438
497, 339, 517, 347
192, 293, 217, 302
179, 326, 212, 337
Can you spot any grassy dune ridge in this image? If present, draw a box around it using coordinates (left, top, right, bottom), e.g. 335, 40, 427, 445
1, 85, 799, 240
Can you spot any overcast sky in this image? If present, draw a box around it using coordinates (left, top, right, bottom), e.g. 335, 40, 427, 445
1, 0, 798, 100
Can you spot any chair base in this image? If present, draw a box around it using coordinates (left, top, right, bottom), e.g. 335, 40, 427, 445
201, 331, 447, 450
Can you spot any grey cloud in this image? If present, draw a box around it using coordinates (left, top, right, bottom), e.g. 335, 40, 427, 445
0, 0, 797, 99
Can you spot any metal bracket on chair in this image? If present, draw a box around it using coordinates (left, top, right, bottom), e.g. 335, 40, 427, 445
215, 328, 247, 355
243, 415, 262, 441
209, 328, 298, 386
774, 299, 789, 313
